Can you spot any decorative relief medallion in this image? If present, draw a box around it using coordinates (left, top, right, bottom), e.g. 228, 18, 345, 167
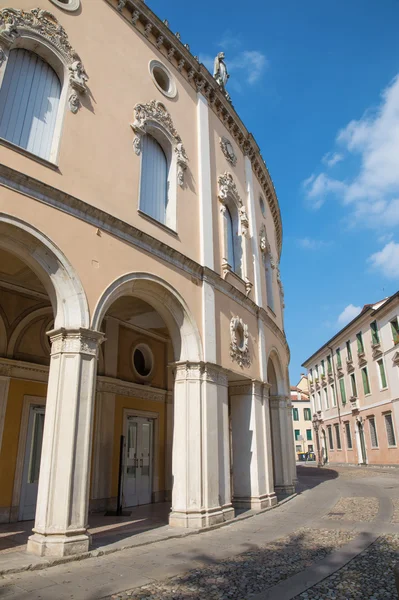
0, 8, 88, 113
230, 316, 250, 368
131, 100, 188, 187
220, 137, 237, 166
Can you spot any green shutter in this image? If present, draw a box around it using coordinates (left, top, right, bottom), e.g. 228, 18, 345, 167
362, 368, 370, 395
378, 360, 387, 388
339, 378, 346, 404
306, 429, 312, 441
336, 349, 342, 367
295, 429, 300, 441
391, 320, 399, 345
293, 408, 299, 421
350, 374, 357, 397
327, 355, 332, 373
357, 333, 364, 353
370, 321, 379, 345
346, 341, 352, 360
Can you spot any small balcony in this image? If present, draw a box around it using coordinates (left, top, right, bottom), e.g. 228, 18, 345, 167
321, 374, 327, 386
357, 350, 367, 367
349, 396, 359, 412
327, 371, 334, 383
371, 341, 382, 359
346, 357, 354, 373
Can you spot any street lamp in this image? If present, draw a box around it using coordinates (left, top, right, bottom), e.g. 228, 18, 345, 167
312, 412, 323, 468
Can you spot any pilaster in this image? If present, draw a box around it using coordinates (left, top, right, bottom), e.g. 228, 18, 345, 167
170, 361, 234, 528
269, 395, 295, 495
229, 380, 277, 509
0, 375, 10, 454
27, 328, 104, 557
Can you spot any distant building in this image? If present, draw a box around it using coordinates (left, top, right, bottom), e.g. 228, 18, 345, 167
303, 294, 399, 467
291, 374, 314, 456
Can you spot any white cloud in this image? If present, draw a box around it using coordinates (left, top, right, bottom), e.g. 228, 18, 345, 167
368, 241, 399, 279
337, 304, 362, 326
199, 50, 268, 87
322, 152, 344, 168
303, 74, 399, 228
297, 237, 331, 250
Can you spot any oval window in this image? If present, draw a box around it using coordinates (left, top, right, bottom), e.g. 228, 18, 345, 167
149, 60, 176, 99
49, 0, 80, 11
132, 344, 154, 380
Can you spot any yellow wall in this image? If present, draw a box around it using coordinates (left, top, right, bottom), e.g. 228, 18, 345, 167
112, 396, 165, 497
0, 379, 47, 508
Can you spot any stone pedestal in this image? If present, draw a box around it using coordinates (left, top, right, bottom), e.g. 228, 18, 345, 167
169, 362, 234, 528
230, 381, 277, 510
27, 328, 104, 557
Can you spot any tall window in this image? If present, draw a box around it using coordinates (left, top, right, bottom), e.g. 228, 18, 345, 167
331, 383, 336, 407
369, 417, 378, 448
336, 348, 342, 368
334, 423, 342, 450
315, 364, 319, 380
345, 422, 352, 449
362, 367, 371, 395
226, 207, 236, 271
0, 49, 61, 161
324, 387, 329, 409
294, 429, 300, 441
346, 341, 352, 361
339, 378, 347, 405
357, 332, 364, 354
304, 408, 311, 421
385, 413, 397, 446
140, 134, 168, 224
309, 368, 313, 382
327, 355, 332, 374
370, 321, 379, 345
327, 425, 334, 450
377, 359, 387, 389
265, 255, 274, 311
306, 429, 312, 440
293, 407, 299, 421
390, 319, 399, 346
350, 373, 358, 397
317, 391, 322, 411
321, 359, 325, 376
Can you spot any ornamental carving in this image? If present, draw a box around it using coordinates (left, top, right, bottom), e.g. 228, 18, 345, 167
259, 224, 275, 268
220, 137, 237, 166
230, 316, 250, 368
218, 172, 241, 206
131, 100, 188, 187
0, 8, 88, 113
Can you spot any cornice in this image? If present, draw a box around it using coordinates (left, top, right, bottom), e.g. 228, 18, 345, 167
0, 164, 289, 358
106, 0, 282, 257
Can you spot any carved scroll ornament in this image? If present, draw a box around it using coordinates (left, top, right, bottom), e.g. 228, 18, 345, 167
230, 316, 250, 368
218, 172, 249, 236
0, 8, 88, 113
131, 100, 188, 187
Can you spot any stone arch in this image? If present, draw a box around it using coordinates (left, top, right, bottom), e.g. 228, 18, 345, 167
0, 215, 89, 330
267, 347, 286, 396
7, 306, 53, 358
91, 272, 202, 362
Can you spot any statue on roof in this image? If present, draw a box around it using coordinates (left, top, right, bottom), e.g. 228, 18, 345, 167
213, 52, 231, 102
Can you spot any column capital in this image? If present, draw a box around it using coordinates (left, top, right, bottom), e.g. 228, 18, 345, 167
229, 379, 268, 398
173, 361, 229, 387
48, 328, 105, 357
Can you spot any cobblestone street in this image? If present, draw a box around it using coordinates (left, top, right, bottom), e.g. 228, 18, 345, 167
1, 464, 399, 600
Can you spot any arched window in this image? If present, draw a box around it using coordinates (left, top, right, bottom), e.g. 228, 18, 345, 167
0, 49, 61, 161
226, 206, 236, 272
140, 133, 169, 225
265, 254, 274, 311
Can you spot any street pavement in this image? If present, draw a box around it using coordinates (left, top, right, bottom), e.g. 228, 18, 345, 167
1, 464, 398, 599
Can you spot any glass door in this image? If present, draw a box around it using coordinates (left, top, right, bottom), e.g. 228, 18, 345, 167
19, 406, 45, 521
123, 416, 153, 507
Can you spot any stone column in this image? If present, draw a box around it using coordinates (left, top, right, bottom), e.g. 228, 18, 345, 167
269, 395, 294, 494
230, 380, 277, 510
284, 397, 297, 486
91, 387, 115, 512
169, 362, 234, 528
0, 374, 10, 454
27, 328, 104, 557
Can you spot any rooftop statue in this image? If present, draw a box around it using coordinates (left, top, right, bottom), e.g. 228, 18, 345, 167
213, 52, 231, 102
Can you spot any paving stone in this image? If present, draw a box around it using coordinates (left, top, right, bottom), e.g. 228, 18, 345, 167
327, 497, 379, 522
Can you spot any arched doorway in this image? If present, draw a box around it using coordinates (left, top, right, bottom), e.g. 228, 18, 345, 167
267, 351, 295, 495
0, 216, 99, 558
92, 273, 234, 528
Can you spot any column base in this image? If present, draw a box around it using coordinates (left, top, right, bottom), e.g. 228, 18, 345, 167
275, 484, 296, 496
27, 531, 91, 557
233, 493, 277, 510
169, 504, 234, 528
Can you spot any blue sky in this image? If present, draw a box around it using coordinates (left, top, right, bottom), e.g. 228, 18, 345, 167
148, 0, 399, 383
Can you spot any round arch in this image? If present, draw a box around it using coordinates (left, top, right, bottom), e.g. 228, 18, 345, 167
91, 273, 202, 363
0, 215, 89, 330
267, 347, 287, 396
6, 306, 53, 358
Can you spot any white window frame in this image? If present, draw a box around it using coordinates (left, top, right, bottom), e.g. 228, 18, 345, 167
345, 422, 353, 450
138, 124, 177, 230
324, 386, 329, 409
368, 416, 379, 448
384, 412, 397, 447
376, 358, 388, 391
0, 13, 85, 166
331, 383, 337, 407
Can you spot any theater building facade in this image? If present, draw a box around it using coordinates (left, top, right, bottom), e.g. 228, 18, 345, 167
0, 0, 295, 558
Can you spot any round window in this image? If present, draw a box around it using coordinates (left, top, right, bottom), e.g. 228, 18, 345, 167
259, 196, 266, 217
149, 60, 176, 99
49, 0, 80, 11
132, 344, 154, 380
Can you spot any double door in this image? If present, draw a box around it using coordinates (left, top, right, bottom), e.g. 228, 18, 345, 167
123, 416, 153, 507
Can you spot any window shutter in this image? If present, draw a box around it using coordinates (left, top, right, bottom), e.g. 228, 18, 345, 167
140, 134, 168, 224
266, 255, 274, 310
225, 207, 236, 272
369, 418, 378, 447
362, 369, 370, 395
378, 360, 387, 389
0, 49, 61, 160
385, 414, 396, 446
339, 378, 346, 404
